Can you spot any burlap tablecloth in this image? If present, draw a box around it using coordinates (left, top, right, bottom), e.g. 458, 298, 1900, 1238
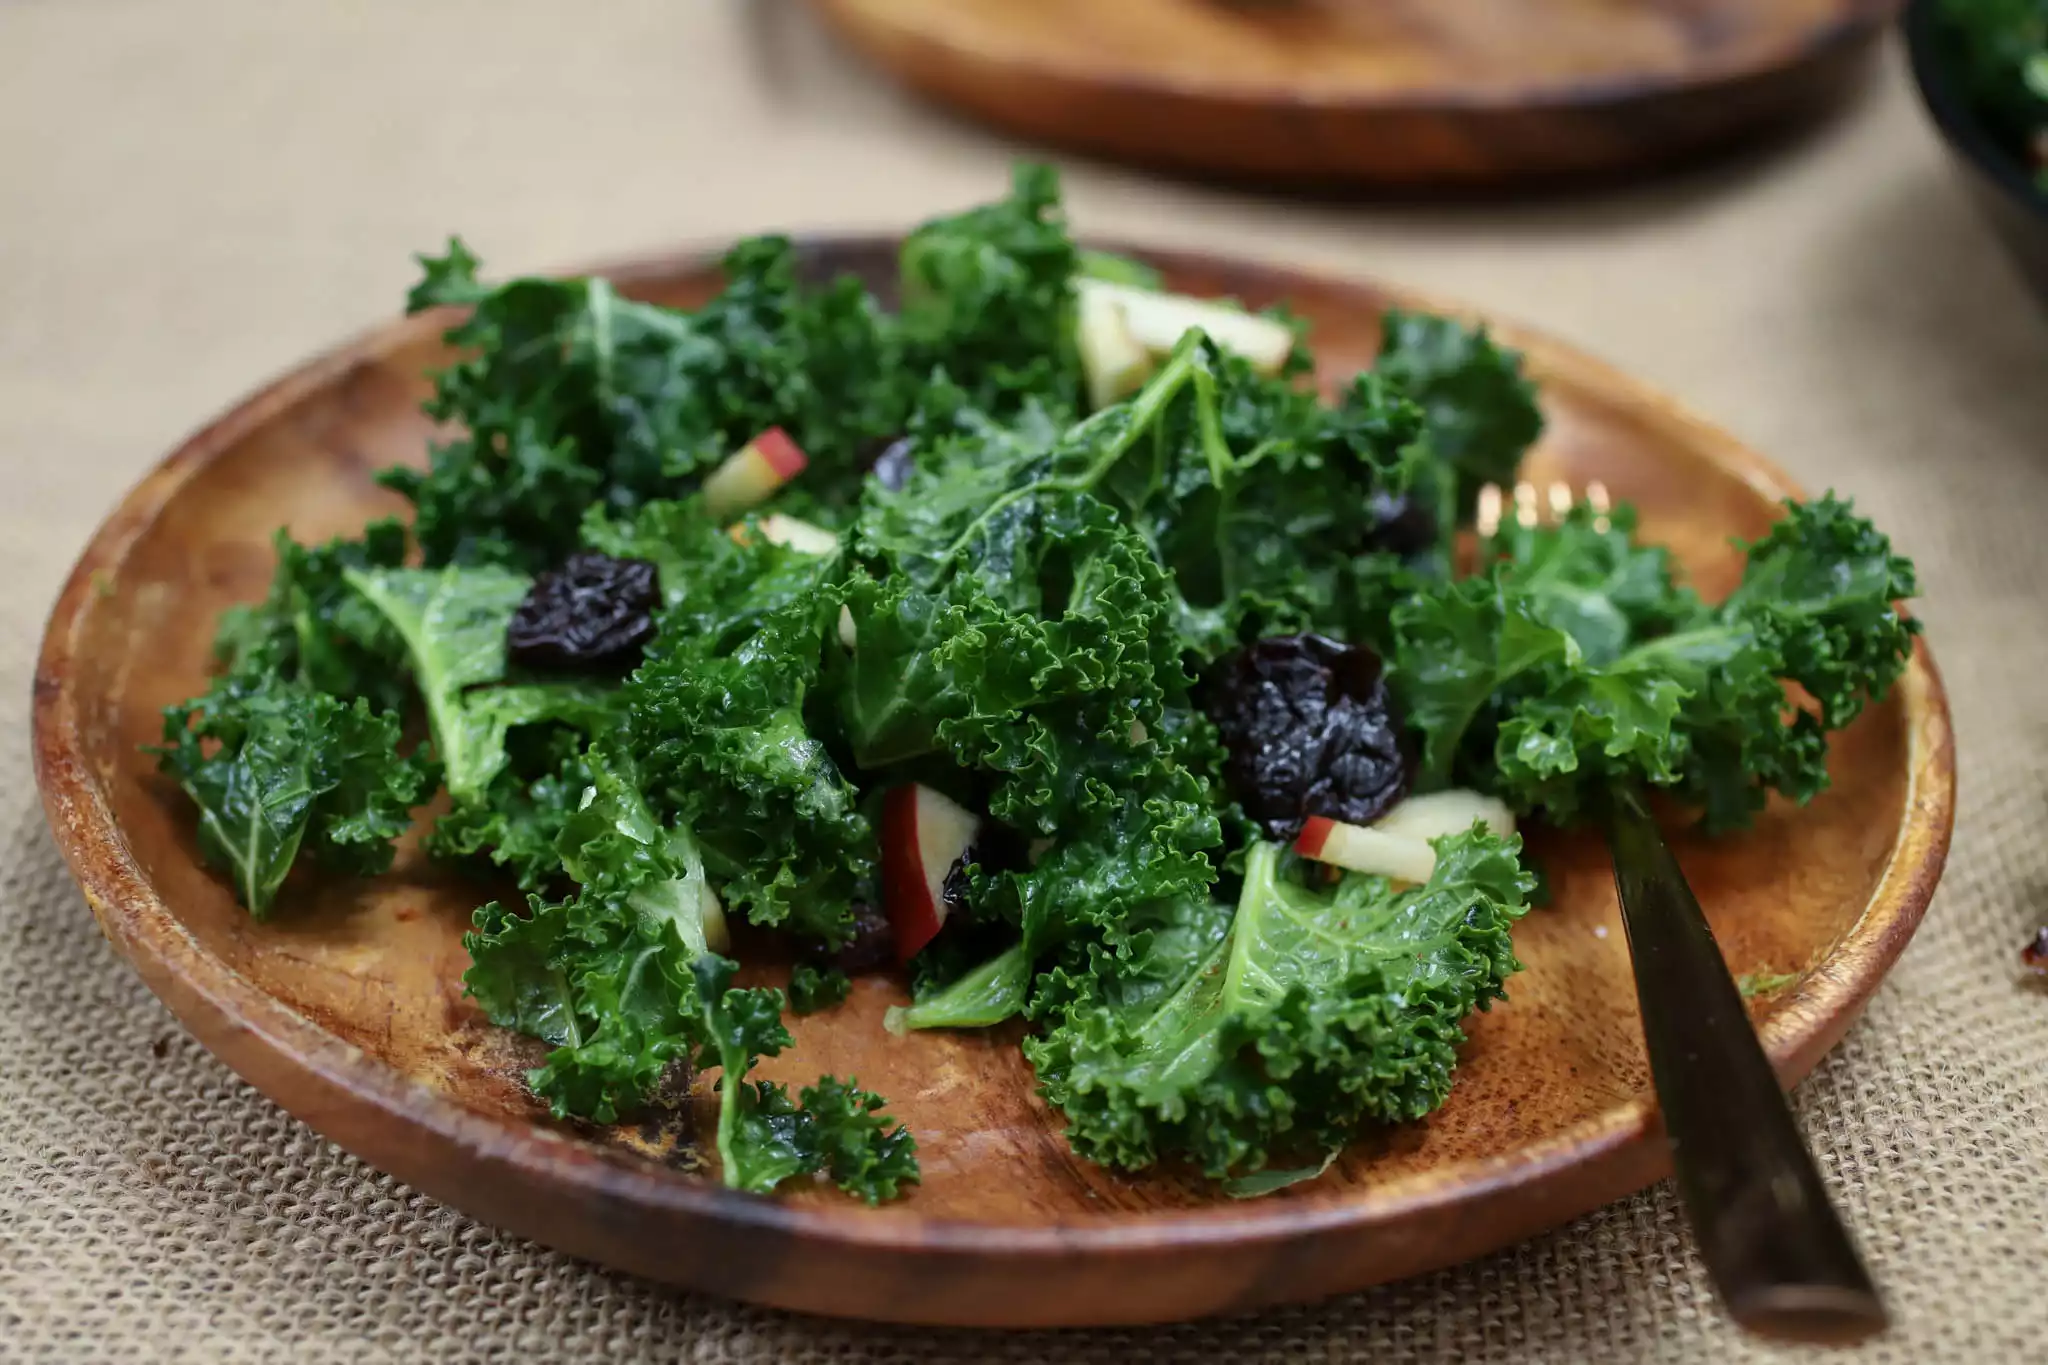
4, 3, 2045, 1360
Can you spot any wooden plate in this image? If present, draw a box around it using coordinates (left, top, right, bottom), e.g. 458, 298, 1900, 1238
811, 0, 1901, 184
32, 240, 1954, 1327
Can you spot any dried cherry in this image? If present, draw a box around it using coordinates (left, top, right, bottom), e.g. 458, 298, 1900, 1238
1362, 489, 1439, 558
506, 552, 660, 674
1202, 633, 1413, 841
868, 434, 916, 492
830, 901, 896, 973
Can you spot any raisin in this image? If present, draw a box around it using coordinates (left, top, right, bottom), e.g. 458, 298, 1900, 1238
506, 552, 660, 674
2022, 926, 2048, 974
1361, 489, 1439, 558
1201, 633, 1413, 841
830, 901, 896, 974
867, 435, 916, 492
938, 825, 1027, 922
940, 859, 975, 921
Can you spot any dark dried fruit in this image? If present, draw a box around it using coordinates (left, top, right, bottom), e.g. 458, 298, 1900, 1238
868, 435, 916, 492
2022, 927, 2048, 974
506, 552, 660, 674
830, 901, 895, 974
940, 859, 974, 920
1202, 633, 1413, 841
1361, 489, 1439, 558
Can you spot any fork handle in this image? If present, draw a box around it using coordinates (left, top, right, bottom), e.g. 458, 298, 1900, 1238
1604, 784, 1886, 1345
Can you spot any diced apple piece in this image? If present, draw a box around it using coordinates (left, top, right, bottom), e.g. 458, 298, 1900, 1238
1078, 279, 1294, 375
1295, 815, 1437, 884
701, 426, 807, 519
729, 512, 839, 556
1372, 789, 1515, 842
697, 884, 731, 956
1076, 282, 1155, 410
880, 784, 982, 963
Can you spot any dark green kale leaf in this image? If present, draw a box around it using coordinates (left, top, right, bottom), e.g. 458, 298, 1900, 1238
1390, 495, 1919, 829
787, 963, 852, 1014
344, 560, 623, 881
616, 506, 871, 943
156, 675, 436, 915
1372, 311, 1543, 520
423, 740, 593, 890
341, 563, 536, 801
837, 343, 1237, 995
688, 957, 918, 1203
1096, 359, 1435, 660
387, 236, 908, 568
212, 519, 412, 710
1027, 831, 1531, 1177
463, 749, 915, 1200
899, 162, 1083, 419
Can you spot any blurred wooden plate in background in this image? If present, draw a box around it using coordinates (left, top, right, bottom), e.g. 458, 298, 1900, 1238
811, 0, 1902, 185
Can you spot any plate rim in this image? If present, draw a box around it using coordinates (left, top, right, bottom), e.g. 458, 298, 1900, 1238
30, 237, 1956, 1306
812, 0, 1903, 113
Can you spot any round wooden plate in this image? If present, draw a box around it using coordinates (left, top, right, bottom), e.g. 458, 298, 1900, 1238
810, 0, 1902, 184
33, 240, 1953, 1328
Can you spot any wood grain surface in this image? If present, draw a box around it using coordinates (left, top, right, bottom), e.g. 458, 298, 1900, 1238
811, 0, 1903, 183
31, 240, 1954, 1327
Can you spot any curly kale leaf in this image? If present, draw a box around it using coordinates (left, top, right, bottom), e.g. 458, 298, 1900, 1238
1390, 494, 1919, 828
1027, 831, 1531, 1177
387, 236, 910, 568
341, 563, 543, 798
1372, 310, 1543, 520
1095, 358, 1437, 660
838, 348, 1234, 984
424, 738, 592, 890
899, 162, 1082, 419
687, 957, 918, 1203
462, 754, 916, 1201
858, 331, 1425, 667
212, 519, 412, 710
156, 675, 436, 915
787, 964, 852, 1015
462, 746, 724, 1120
614, 506, 871, 943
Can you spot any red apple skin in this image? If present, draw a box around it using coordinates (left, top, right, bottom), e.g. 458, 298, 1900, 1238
750, 426, 808, 479
1295, 815, 1336, 859
881, 786, 946, 963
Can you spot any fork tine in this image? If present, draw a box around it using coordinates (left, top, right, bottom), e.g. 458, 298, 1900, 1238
1547, 482, 1574, 524
1586, 480, 1612, 532
1513, 482, 1539, 528
1476, 482, 1503, 538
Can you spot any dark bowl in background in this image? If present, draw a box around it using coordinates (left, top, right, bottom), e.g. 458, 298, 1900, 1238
1903, 0, 2048, 302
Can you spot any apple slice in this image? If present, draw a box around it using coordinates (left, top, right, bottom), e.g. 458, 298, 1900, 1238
1372, 789, 1515, 842
696, 884, 731, 956
1295, 815, 1437, 885
880, 784, 982, 963
1077, 279, 1294, 375
1076, 281, 1155, 410
701, 426, 807, 519
728, 512, 839, 556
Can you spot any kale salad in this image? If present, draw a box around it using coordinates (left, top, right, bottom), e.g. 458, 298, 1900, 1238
155, 166, 1920, 1205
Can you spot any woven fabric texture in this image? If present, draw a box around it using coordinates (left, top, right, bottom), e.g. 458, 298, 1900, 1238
3, 4, 2044, 1361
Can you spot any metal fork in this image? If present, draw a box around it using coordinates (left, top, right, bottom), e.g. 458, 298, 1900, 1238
1477, 480, 1887, 1346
